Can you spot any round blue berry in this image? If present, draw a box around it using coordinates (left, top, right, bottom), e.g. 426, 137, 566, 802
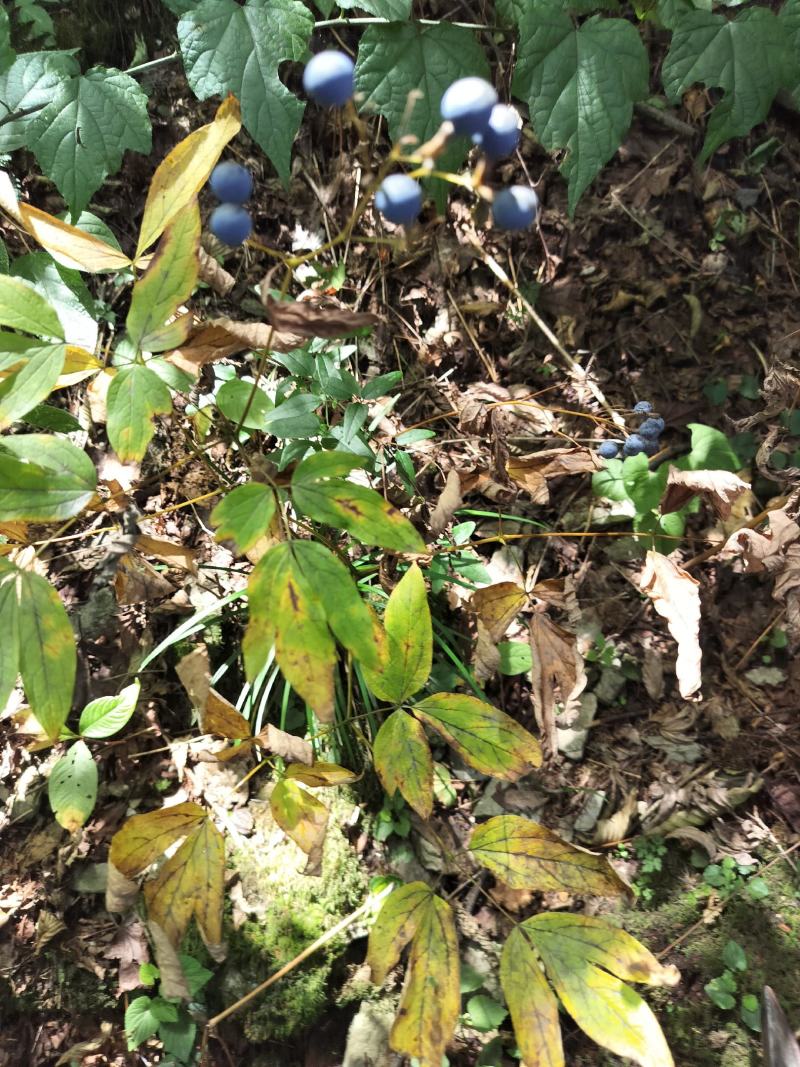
492, 185, 540, 230
303, 50, 355, 107
632, 400, 653, 415
209, 204, 252, 246
209, 161, 252, 204
638, 417, 666, 438
643, 437, 660, 456
374, 174, 423, 226
440, 77, 498, 136
473, 104, 521, 160
598, 441, 621, 459
623, 434, 647, 457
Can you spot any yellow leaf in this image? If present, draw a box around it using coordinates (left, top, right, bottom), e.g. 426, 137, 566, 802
285, 761, 358, 787
18, 203, 132, 273
108, 801, 207, 878
269, 779, 328, 874
136, 95, 241, 259
469, 581, 529, 642
501, 925, 564, 1067
373, 709, 433, 819
53, 346, 102, 388
367, 881, 433, 986
363, 563, 431, 704
144, 817, 225, 955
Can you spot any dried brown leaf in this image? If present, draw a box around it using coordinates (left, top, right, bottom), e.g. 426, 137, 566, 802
640, 552, 702, 699
255, 723, 313, 765
660, 468, 750, 520
429, 469, 463, 537
198, 247, 235, 296
529, 614, 587, 756
263, 292, 380, 339
469, 581, 528, 642
136, 533, 198, 573
176, 645, 211, 713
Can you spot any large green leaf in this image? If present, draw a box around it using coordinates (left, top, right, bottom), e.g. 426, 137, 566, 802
79, 681, 141, 739
0, 8, 15, 72
513, 1, 648, 213
16, 567, 76, 739
0, 51, 79, 153
0, 343, 65, 429
779, 0, 800, 107
682, 423, 740, 473
178, 0, 313, 185
48, 740, 98, 831
373, 709, 433, 819
0, 434, 97, 520
0, 275, 64, 339
362, 562, 432, 703
27, 66, 152, 215
12, 253, 98, 350
662, 9, 788, 164
107, 363, 172, 461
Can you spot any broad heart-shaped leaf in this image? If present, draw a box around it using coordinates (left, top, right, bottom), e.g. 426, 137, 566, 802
136, 94, 241, 258
361, 562, 432, 703
178, 0, 313, 186
513, 1, 648, 214
269, 778, 328, 862
0, 343, 65, 428
48, 740, 98, 831
501, 925, 564, 1067
125, 996, 160, 1051
373, 709, 433, 820
108, 801, 209, 879
662, 8, 788, 164
469, 815, 629, 896
18, 203, 132, 273
0, 434, 96, 521
356, 23, 490, 210
0, 275, 64, 339
143, 817, 225, 954
211, 482, 277, 555
0, 50, 79, 153
106, 363, 172, 462
517, 914, 680, 1067
78, 681, 140, 739
126, 202, 200, 353
413, 694, 542, 779
291, 451, 425, 553
27, 66, 151, 216
681, 422, 740, 474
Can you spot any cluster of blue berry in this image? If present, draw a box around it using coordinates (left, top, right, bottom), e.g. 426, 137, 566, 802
207, 161, 254, 246
597, 402, 666, 460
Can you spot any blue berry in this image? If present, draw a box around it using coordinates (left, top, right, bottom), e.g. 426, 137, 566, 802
374, 174, 423, 226
632, 401, 652, 415
492, 185, 540, 230
303, 50, 355, 107
440, 77, 498, 136
638, 417, 666, 438
598, 441, 621, 459
209, 161, 252, 204
643, 437, 660, 456
473, 104, 521, 160
623, 434, 647, 457
209, 204, 252, 246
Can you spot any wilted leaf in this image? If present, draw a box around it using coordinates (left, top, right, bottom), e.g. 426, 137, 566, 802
529, 614, 587, 756
501, 925, 564, 1067
284, 761, 359, 786
263, 292, 381, 338
660, 467, 750, 520
362, 563, 432, 703
108, 802, 208, 878
639, 551, 702, 699
255, 723, 312, 765
469, 582, 529, 642
469, 815, 629, 896
114, 553, 175, 604
168, 316, 301, 376
719, 508, 800, 573
136, 533, 197, 574
374, 709, 433, 819
269, 778, 328, 874
19, 203, 131, 273
204, 690, 252, 739
428, 469, 463, 537
507, 448, 601, 503
147, 921, 190, 1001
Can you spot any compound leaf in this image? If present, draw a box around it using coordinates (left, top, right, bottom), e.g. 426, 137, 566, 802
0, 434, 96, 520
107, 363, 172, 461
17, 567, 75, 740
211, 482, 277, 555
413, 693, 542, 779
513, 1, 648, 213
48, 740, 98, 831
469, 815, 629, 896
501, 925, 564, 1067
178, 0, 313, 186
362, 563, 431, 703
373, 709, 433, 820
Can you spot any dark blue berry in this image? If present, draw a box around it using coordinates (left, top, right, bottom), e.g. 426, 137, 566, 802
632, 401, 653, 415
374, 174, 423, 226
209, 204, 252, 246
473, 104, 521, 160
598, 441, 621, 459
440, 77, 498, 136
209, 161, 252, 204
623, 434, 647, 457
643, 437, 660, 456
492, 186, 540, 230
303, 50, 355, 107
638, 417, 665, 438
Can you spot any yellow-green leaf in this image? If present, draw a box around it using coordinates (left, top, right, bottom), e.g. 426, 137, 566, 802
523, 913, 679, 1067
413, 693, 542, 779
373, 709, 433, 820
136, 94, 241, 258
270, 778, 328, 858
48, 740, 97, 831
139, 311, 193, 354
127, 202, 201, 353
19, 203, 132, 273
469, 815, 629, 896
390, 894, 460, 1067
0, 563, 20, 713
0, 275, 64, 339
17, 568, 75, 740
108, 801, 208, 878
106, 363, 172, 461
143, 816, 225, 953
500, 925, 564, 1067
285, 762, 359, 787
0, 343, 65, 429
363, 563, 432, 703
0, 434, 97, 521
367, 881, 434, 986
211, 482, 277, 555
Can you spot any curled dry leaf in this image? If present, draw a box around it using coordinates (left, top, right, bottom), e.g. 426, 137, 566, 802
168, 315, 301, 376
640, 552, 702, 700
428, 469, 463, 537
255, 723, 313, 766
660, 467, 750, 520
262, 290, 381, 339
529, 614, 587, 757
507, 448, 602, 504
718, 508, 800, 573
198, 247, 235, 296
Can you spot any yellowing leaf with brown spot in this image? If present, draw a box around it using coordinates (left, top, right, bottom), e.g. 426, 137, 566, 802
108, 802, 208, 878
269, 779, 328, 874
143, 817, 225, 955
362, 563, 432, 704
390, 894, 460, 1067
19, 203, 132, 273
469, 815, 629, 896
374, 709, 433, 819
136, 95, 241, 258
501, 925, 563, 1067
469, 581, 529, 642
367, 881, 435, 987
639, 551, 702, 699
285, 761, 357, 786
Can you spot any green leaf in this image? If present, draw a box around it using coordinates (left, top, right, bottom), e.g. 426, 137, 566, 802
262, 392, 321, 438
373, 709, 434, 820
0, 563, 20, 714
0, 434, 97, 520
211, 482, 277, 554
12, 253, 98, 350
413, 693, 543, 779
107, 363, 172, 461
22, 403, 81, 433
149, 997, 179, 1023
722, 940, 747, 972
662, 9, 788, 163
48, 740, 98, 831
0, 343, 65, 429
27, 66, 152, 215
179, 953, 214, 996
0, 275, 64, 339
79, 681, 140, 739
216, 378, 273, 429
159, 1017, 197, 1061
178, 0, 313, 185
17, 567, 76, 740
682, 423, 740, 473
779, 0, 800, 107
362, 563, 432, 703
0, 8, 15, 72
469, 815, 628, 896
467, 994, 508, 1032
355, 22, 491, 210
498, 640, 533, 675
0, 51, 79, 153
339, 0, 411, 15
513, 1, 649, 213
125, 996, 160, 1050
